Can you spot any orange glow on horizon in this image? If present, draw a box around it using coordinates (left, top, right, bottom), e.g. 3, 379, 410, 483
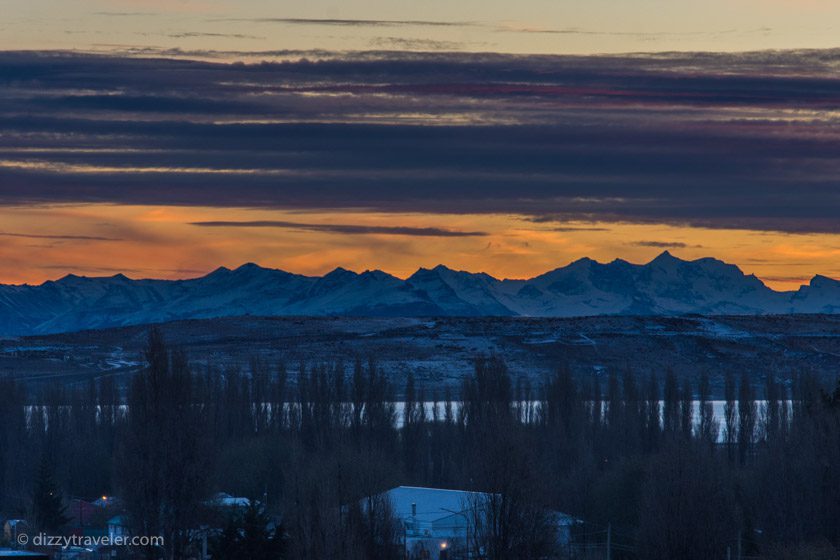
0, 204, 838, 292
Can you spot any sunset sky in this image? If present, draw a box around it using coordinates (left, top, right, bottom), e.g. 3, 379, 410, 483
1, 1, 839, 290
3, 0, 840, 54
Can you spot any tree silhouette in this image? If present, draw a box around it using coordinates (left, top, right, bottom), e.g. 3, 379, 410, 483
211, 503, 287, 560
33, 454, 70, 532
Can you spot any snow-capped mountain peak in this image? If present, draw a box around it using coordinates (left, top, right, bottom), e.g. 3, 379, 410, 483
0, 256, 837, 336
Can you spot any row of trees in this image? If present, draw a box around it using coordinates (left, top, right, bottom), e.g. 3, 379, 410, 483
0, 329, 839, 559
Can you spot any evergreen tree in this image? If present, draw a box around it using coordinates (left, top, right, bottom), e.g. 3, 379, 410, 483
211, 503, 287, 560
33, 455, 70, 532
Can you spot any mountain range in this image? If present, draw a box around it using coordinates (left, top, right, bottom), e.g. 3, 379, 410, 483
1, 251, 838, 337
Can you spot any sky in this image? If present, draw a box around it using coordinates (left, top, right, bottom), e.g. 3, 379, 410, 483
3, 0, 840, 55
1, 2, 839, 289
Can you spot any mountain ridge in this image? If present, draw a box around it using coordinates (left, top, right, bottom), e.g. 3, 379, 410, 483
1, 252, 838, 336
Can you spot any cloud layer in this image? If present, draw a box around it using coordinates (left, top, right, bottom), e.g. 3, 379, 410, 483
191, 220, 486, 236
1, 50, 839, 233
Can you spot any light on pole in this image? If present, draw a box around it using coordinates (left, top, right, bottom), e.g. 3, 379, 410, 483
440, 508, 470, 559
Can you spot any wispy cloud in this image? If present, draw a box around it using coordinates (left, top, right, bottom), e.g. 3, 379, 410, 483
209, 17, 745, 41
39, 264, 143, 274
551, 227, 611, 232
368, 37, 466, 51
190, 220, 487, 237
0, 231, 121, 241
94, 12, 157, 17
164, 32, 265, 40
631, 241, 696, 249
39, 264, 208, 276
760, 276, 815, 284
220, 17, 470, 28
494, 23, 740, 38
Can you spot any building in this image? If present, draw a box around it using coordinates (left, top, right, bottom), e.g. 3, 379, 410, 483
107, 515, 129, 541
205, 492, 250, 510
92, 496, 119, 509
374, 486, 576, 559
0, 551, 50, 559
380, 486, 479, 558
2, 521, 30, 546
68, 498, 98, 529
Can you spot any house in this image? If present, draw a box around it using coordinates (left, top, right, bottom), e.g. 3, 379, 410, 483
68, 498, 107, 536
0, 550, 50, 559
2, 520, 30, 545
66, 497, 115, 540
377, 486, 477, 559
107, 515, 129, 541
69, 498, 98, 528
92, 495, 119, 509
372, 486, 576, 559
205, 492, 250, 510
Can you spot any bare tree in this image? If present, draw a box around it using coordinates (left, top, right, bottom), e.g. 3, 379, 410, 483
118, 329, 210, 559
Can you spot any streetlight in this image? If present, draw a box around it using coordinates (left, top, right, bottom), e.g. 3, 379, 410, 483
440, 508, 470, 559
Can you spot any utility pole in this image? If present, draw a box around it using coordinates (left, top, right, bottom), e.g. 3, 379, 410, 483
440, 507, 470, 559
737, 531, 742, 560
606, 523, 611, 560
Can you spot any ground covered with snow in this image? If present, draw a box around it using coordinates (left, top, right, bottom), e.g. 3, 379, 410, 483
2, 314, 839, 396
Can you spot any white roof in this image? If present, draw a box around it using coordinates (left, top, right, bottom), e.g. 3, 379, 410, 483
379, 486, 485, 524
378, 486, 579, 527
207, 492, 250, 508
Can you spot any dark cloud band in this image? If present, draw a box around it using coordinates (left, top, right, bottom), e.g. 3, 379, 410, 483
216, 18, 470, 27
1, 49, 839, 233
631, 241, 697, 249
190, 220, 486, 237
0, 231, 121, 241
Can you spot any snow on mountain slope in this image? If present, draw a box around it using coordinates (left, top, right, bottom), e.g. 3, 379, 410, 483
632, 252, 785, 314
0, 252, 836, 336
407, 265, 514, 316
494, 252, 785, 317
789, 275, 840, 314
285, 268, 442, 316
